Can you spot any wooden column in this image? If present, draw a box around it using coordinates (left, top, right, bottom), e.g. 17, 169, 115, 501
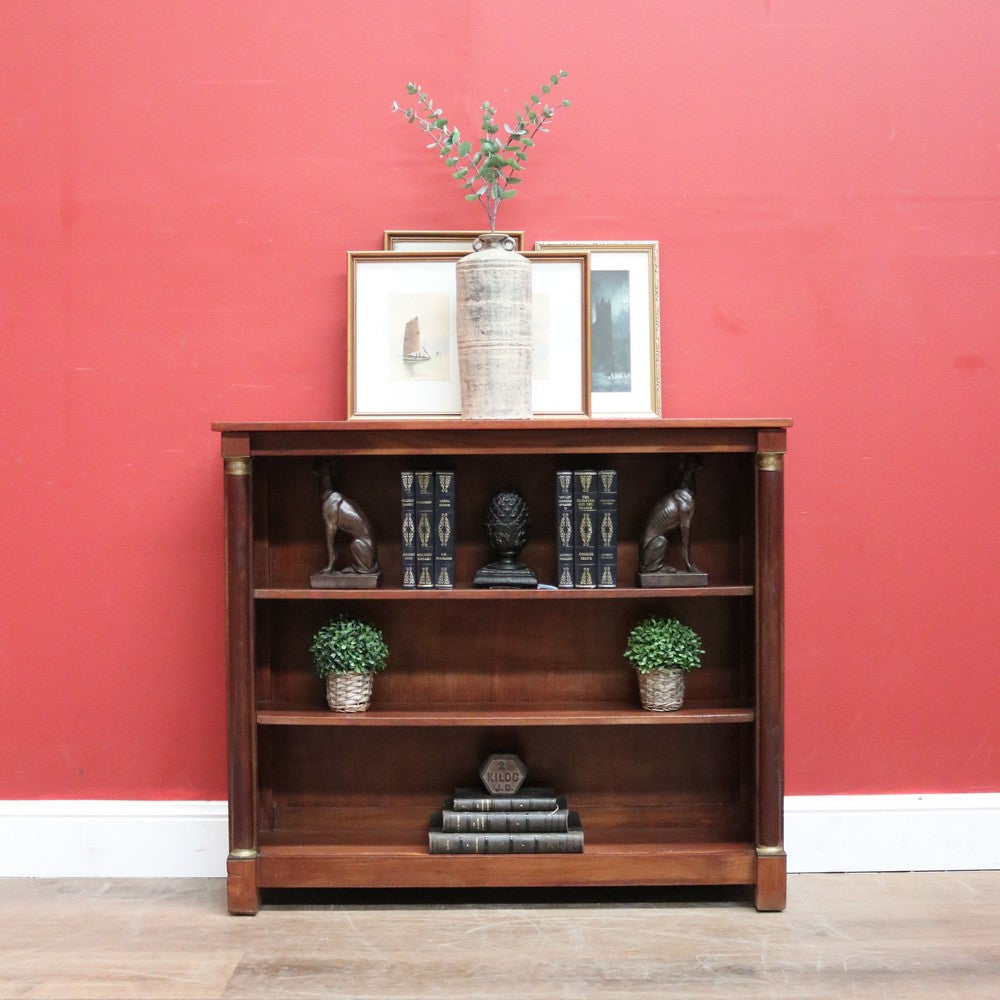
222, 437, 259, 915
755, 432, 786, 911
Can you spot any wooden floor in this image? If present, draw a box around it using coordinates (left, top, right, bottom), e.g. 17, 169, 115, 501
1, 874, 998, 998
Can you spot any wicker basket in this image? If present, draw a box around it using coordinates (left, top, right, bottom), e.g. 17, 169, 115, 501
636, 667, 685, 712
325, 672, 374, 713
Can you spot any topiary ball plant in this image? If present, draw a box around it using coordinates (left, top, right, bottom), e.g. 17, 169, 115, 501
310, 617, 389, 678
624, 616, 704, 674
625, 616, 704, 712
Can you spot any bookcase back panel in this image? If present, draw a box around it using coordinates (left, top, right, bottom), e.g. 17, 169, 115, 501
257, 597, 751, 709
255, 454, 753, 589
260, 725, 752, 844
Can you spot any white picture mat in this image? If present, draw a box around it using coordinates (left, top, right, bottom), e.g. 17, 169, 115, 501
352, 258, 461, 417
530, 257, 587, 415
589, 249, 654, 416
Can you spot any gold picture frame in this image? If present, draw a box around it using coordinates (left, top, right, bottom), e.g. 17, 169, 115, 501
348, 250, 589, 419
534, 240, 661, 417
383, 230, 525, 252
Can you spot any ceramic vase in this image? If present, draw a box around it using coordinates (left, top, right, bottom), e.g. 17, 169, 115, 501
455, 232, 532, 419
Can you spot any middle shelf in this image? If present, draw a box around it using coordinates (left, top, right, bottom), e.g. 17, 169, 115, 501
256, 704, 756, 727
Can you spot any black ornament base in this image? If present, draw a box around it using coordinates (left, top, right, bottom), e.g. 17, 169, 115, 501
473, 561, 538, 589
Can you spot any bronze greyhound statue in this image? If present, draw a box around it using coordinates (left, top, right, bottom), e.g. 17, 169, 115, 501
315, 462, 379, 577
639, 456, 702, 575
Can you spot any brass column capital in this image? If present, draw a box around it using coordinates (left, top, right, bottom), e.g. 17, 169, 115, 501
225, 457, 251, 477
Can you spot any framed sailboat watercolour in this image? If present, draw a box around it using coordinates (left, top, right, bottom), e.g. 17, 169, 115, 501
348, 251, 463, 418
347, 251, 589, 419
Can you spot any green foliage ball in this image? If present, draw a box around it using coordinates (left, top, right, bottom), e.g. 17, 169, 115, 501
624, 616, 704, 674
310, 617, 389, 677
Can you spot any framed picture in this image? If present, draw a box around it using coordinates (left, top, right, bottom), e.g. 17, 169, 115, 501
347, 251, 589, 419
525, 251, 590, 417
383, 230, 525, 252
534, 240, 661, 417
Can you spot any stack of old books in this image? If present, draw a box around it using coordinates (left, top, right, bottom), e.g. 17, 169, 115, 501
428, 787, 584, 854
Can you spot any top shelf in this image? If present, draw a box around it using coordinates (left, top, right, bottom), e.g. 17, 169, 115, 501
213, 418, 793, 432
215, 419, 792, 458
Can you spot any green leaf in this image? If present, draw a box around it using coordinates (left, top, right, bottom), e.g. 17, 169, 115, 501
500, 189, 517, 199
457, 141, 472, 157
465, 192, 481, 201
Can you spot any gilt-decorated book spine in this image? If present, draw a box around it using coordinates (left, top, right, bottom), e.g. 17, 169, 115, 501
572, 470, 597, 589
414, 470, 435, 589
596, 468, 618, 588
555, 470, 575, 589
400, 470, 416, 589
433, 470, 455, 589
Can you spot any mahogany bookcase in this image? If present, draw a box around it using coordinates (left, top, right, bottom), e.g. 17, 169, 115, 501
214, 419, 789, 914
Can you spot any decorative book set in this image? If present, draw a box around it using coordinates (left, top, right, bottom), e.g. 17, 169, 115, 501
557, 469, 618, 589
401, 470, 455, 588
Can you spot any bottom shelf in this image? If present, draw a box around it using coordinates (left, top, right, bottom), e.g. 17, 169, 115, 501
230, 836, 786, 913
254, 839, 758, 890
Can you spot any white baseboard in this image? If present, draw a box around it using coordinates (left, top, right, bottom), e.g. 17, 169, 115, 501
1, 795, 998, 878
0, 801, 229, 877
785, 794, 1000, 873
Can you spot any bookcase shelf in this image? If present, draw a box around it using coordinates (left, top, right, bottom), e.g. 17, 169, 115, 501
216, 418, 788, 913
254, 584, 754, 600
256, 704, 756, 727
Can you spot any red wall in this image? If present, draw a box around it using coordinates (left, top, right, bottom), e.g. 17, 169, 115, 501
2, 2, 997, 799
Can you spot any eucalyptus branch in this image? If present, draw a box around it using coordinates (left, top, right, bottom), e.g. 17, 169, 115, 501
392, 71, 570, 233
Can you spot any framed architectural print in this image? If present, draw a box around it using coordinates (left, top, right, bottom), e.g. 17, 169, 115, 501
534, 240, 661, 417
347, 250, 589, 418
383, 230, 525, 252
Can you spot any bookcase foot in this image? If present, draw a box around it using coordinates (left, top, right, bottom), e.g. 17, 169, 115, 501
227, 856, 260, 915
754, 849, 787, 911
